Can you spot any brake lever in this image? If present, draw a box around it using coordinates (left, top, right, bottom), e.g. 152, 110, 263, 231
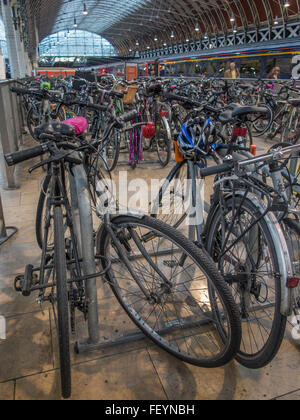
28, 151, 67, 173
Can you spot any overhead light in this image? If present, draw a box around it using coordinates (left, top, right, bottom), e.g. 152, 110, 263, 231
204, 32, 208, 39
163, 42, 167, 46
284, 1, 290, 7
147, 46, 150, 49
136, 40, 139, 46
171, 31, 174, 38
73, 17, 77, 28
83, 3, 88, 15
186, 39, 189, 42
233, 26, 237, 33
274, 16, 279, 25
154, 36, 158, 41
230, 14, 235, 22
195, 23, 200, 31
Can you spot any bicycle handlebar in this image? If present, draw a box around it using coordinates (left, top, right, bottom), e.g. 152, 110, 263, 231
200, 161, 234, 178
5, 144, 50, 166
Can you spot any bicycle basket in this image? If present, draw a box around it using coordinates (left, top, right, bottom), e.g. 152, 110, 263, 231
123, 85, 139, 104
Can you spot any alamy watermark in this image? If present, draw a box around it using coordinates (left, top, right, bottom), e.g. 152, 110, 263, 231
291, 315, 300, 341
96, 171, 205, 226
292, 55, 300, 80
0, 316, 6, 340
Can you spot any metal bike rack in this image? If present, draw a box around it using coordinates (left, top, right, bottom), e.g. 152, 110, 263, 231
0, 191, 18, 246
0, 79, 26, 190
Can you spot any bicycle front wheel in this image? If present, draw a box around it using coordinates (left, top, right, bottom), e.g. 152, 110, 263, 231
97, 215, 241, 368
53, 206, 71, 399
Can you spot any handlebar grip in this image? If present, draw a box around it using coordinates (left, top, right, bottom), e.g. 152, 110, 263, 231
5, 144, 49, 166
10, 86, 41, 96
120, 110, 139, 123
200, 161, 234, 178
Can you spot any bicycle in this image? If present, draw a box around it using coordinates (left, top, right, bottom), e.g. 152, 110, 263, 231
5, 112, 242, 399
151, 103, 299, 368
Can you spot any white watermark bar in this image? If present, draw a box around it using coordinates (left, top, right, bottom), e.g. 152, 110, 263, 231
0, 316, 6, 340
292, 55, 300, 80
291, 315, 300, 341
96, 171, 205, 227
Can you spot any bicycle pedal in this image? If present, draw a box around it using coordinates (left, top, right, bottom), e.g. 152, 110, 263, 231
14, 274, 24, 292
22, 265, 38, 297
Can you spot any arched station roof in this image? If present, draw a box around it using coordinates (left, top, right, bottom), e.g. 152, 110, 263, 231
16, 0, 300, 57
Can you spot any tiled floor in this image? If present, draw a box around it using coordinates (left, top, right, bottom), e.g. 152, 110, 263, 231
0, 134, 300, 400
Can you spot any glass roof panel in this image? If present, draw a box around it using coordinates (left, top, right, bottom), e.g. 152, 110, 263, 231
39, 30, 118, 57
52, 0, 153, 34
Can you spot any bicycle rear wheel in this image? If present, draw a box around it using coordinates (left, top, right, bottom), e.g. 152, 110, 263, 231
205, 196, 287, 369
97, 215, 241, 368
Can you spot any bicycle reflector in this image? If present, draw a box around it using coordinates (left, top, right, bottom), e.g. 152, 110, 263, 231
233, 127, 247, 137
160, 110, 168, 117
250, 145, 257, 156
286, 278, 299, 288
143, 122, 155, 139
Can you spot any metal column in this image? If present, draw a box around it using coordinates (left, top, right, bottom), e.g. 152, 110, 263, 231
1, 0, 20, 79
0, 191, 17, 245
0, 81, 21, 189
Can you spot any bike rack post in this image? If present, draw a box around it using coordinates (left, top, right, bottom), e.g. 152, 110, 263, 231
0, 81, 21, 190
0, 192, 18, 246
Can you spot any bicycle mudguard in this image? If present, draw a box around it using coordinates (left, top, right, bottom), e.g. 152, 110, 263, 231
204, 190, 294, 317
160, 116, 172, 143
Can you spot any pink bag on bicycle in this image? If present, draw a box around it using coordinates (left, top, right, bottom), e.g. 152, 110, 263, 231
62, 117, 88, 135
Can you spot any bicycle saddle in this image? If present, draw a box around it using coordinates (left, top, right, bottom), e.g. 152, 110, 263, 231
288, 99, 300, 107
34, 121, 76, 138
218, 110, 233, 123
231, 105, 270, 118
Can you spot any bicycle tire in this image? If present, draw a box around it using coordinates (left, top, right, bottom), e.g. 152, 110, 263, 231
156, 117, 172, 168
36, 175, 51, 249
205, 196, 287, 369
252, 104, 273, 138
97, 215, 241, 368
102, 128, 121, 172
54, 206, 71, 399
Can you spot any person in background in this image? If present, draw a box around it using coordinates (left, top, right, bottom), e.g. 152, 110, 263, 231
224, 62, 240, 79
267, 66, 280, 79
